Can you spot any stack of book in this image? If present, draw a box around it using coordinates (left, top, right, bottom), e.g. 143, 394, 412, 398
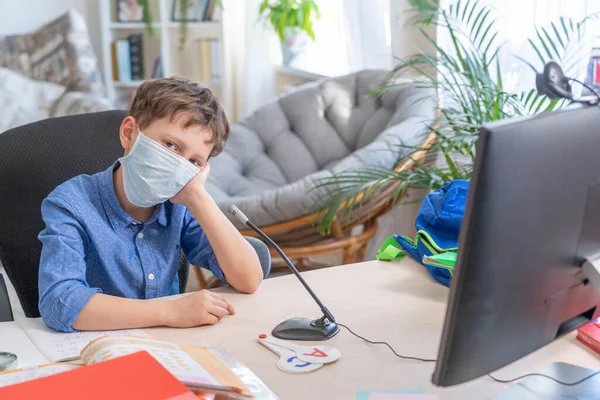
197, 39, 223, 84
576, 319, 600, 355
111, 34, 145, 82
198, 0, 220, 21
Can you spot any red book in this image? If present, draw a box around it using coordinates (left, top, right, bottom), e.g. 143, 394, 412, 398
0, 351, 197, 399
576, 322, 600, 355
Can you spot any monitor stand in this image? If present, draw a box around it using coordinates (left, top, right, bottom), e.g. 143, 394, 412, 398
492, 362, 600, 399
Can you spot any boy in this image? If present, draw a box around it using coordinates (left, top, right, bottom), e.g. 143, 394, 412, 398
38, 77, 264, 332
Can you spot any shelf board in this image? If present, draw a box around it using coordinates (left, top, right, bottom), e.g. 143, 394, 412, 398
166, 21, 221, 37
109, 22, 160, 29
113, 80, 144, 88
166, 21, 220, 28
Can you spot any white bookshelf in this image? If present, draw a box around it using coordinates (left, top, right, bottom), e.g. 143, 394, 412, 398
99, 0, 229, 112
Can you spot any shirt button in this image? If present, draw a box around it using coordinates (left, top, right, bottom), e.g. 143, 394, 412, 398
138, 232, 144, 239
148, 273, 155, 280
132, 222, 138, 225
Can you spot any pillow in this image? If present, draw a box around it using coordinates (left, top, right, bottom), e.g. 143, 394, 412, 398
0, 68, 66, 133
0, 9, 105, 97
51, 91, 115, 118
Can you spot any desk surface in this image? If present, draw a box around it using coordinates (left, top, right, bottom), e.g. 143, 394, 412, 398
148, 259, 599, 399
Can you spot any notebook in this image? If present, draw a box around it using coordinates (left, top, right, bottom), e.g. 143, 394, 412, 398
0, 351, 197, 399
7, 317, 147, 363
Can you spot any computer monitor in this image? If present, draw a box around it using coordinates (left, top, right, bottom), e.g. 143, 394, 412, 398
432, 103, 600, 386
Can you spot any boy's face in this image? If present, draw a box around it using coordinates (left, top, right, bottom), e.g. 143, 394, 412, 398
119, 114, 214, 169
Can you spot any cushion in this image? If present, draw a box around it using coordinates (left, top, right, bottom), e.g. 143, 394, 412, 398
51, 91, 115, 118
0, 68, 66, 133
0, 9, 105, 97
206, 70, 436, 228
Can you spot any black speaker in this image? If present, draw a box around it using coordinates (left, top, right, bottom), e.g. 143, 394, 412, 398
536, 61, 572, 100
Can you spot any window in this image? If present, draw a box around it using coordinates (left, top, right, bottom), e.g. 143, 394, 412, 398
438, 0, 600, 94
288, 0, 392, 76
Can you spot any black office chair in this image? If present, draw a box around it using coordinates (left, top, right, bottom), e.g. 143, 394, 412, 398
0, 111, 271, 320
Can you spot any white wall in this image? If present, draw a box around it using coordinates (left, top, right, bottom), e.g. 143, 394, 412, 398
0, 0, 103, 67
390, 0, 436, 60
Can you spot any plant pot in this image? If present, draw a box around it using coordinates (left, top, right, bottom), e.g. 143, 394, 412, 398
280, 27, 310, 66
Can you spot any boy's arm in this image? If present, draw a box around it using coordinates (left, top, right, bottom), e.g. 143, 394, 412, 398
38, 195, 102, 332
72, 290, 234, 330
173, 164, 263, 294
39, 195, 234, 332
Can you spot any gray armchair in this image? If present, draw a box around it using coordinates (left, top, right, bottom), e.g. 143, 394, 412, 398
206, 70, 435, 267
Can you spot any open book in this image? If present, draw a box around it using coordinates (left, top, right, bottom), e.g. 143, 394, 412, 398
81, 336, 253, 397
0, 327, 278, 399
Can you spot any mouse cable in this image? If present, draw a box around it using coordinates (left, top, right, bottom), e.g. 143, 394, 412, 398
338, 322, 600, 387
337, 322, 437, 362
487, 370, 600, 386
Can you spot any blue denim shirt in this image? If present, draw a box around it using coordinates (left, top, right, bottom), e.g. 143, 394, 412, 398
38, 162, 224, 332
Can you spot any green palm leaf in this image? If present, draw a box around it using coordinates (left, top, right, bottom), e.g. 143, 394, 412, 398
315, 1, 595, 233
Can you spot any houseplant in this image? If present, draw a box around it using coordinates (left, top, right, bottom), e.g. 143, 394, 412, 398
258, 0, 320, 65
314, 0, 593, 234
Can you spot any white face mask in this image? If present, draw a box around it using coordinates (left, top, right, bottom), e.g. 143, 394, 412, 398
118, 129, 201, 207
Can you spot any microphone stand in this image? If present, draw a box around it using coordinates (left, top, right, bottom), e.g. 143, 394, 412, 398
228, 205, 339, 341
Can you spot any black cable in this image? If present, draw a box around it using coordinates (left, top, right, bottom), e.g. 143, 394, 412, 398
337, 323, 437, 362
488, 370, 600, 386
569, 77, 600, 102
338, 322, 600, 386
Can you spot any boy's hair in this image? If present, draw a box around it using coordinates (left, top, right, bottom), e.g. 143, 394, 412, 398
129, 77, 230, 157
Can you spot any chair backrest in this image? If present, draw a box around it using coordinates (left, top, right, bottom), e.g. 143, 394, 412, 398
0, 111, 129, 317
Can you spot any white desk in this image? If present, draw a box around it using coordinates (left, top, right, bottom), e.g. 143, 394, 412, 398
0, 322, 47, 368
148, 259, 600, 399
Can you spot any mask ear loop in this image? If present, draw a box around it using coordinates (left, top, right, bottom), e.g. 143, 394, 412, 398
126, 124, 143, 155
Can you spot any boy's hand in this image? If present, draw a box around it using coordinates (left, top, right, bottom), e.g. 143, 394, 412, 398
171, 163, 211, 207
163, 290, 235, 328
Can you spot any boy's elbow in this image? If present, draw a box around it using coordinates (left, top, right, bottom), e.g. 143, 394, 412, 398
238, 272, 263, 294
40, 302, 74, 333
237, 263, 264, 294
39, 285, 93, 333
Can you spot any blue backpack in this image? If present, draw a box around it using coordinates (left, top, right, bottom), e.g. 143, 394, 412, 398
377, 180, 469, 287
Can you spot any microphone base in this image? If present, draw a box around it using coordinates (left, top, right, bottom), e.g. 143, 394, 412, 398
272, 317, 340, 341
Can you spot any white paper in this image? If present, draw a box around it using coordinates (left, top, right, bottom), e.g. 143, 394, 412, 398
0, 365, 79, 387
16, 318, 148, 362
85, 342, 220, 387
0, 321, 48, 368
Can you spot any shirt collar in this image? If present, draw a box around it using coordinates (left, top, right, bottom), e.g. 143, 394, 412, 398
99, 162, 169, 230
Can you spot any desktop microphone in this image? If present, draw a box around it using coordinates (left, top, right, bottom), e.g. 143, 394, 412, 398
228, 205, 339, 341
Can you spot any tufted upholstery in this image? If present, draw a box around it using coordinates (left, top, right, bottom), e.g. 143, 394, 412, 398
207, 70, 436, 228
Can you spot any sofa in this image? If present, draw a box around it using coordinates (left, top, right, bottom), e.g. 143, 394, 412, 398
0, 9, 114, 134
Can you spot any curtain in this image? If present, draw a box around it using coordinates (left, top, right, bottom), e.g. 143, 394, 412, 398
222, 0, 279, 121
274, 0, 392, 76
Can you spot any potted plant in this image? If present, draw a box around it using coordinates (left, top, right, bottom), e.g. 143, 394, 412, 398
259, 0, 320, 66
314, 0, 593, 233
